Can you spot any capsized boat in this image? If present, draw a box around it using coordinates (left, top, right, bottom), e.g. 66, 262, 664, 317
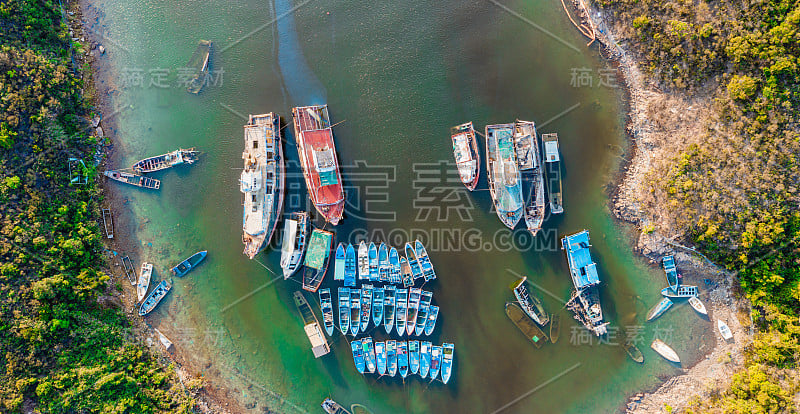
549, 312, 561, 343
398, 341, 409, 379
375, 341, 387, 376
138, 280, 171, 316
378, 243, 389, 282
562, 230, 608, 336
171, 250, 207, 277
344, 243, 357, 287
383, 285, 396, 335
349, 288, 361, 336
389, 247, 401, 284
280, 211, 308, 279
104, 170, 160, 189
661, 285, 699, 298
133, 148, 199, 173
424, 305, 439, 336
292, 105, 345, 225
646, 297, 674, 321
451, 121, 480, 191
625, 342, 644, 363
122, 256, 136, 285
302, 229, 333, 292
415, 290, 433, 336
386, 340, 398, 377
651, 339, 680, 363
505, 302, 548, 348
718, 320, 733, 339
241, 113, 284, 259
351, 339, 365, 373
334, 243, 346, 281
689, 296, 707, 315
485, 123, 524, 229
186, 40, 211, 94
414, 240, 436, 282
405, 243, 424, 281
541, 133, 563, 214
319, 288, 335, 337
338, 287, 350, 335
360, 285, 373, 332
362, 337, 376, 374
102, 208, 114, 239
368, 242, 379, 282
407, 288, 422, 336
400, 256, 414, 288
321, 398, 351, 414
419, 341, 432, 379
358, 241, 369, 281
409, 340, 420, 375
430, 345, 442, 381
137, 262, 153, 302
372, 286, 385, 327
294, 291, 330, 358
515, 120, 545, 235
441, 343, 454, 384
396, 288, 408, 336
510, 276, 550, 326
662, 255, 679, 289
154, 328, 173, 351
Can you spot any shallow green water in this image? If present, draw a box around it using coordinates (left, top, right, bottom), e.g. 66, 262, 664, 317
89, 0, 713, 412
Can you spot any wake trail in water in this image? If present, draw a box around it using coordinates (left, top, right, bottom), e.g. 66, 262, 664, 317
274, 0, 327, 105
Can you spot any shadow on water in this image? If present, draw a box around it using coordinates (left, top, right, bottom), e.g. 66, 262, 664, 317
274, 0, 327, 105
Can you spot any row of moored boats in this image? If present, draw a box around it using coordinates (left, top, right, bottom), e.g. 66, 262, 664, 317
350, 337, 454, 384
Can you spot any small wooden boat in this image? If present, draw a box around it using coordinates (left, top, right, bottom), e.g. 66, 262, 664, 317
399, 256, 414, 287
510, 277, 550, 326
646, 297, 674, 321
138, 280, 171, 316
360, 285, 373, 332
662, 255, 679, 289
372, 286, 384, 327
357, 241, 369, 281
624, 342, 644, 363
349, 289, 361, 336
171, 250, 207, 277
319, 288, 335, 337
419, 341, 432, 379
689, 296, 707, 315
122, 255, 136, 285
549, 312, 561, 343
375, 341, 387, 376
386, 340, 397, 377
351, 339, 365, 374
383, 285, 396, 334
389, 247, 401, 284
505, 302, 548, 348
396, 288, 408, 336
415, 290, 433, 336
406, 288, 422, 335
132, 148, 199, 173
661, 285, 699, 298
362, 337, 376, 374
405, 243, 424, 281
294, 291, 330, 357
424, 305, 439, 336
186, 40, 212, 94
397, 341, 409, 379
344, 243, 357, 287
102, 208, 114, 238
137, 262, 153, 302
718, 319, 733, 340
280, 212, 308, 279
414, 240, 437, 282
154, 328, 173, 351
409, 340, 420, 375
302, 229, 333, 292
651, 339, 680, 363
321, 398, 351, 414
451, 122, 481, 191
441, 342, 454, 384
430, 345, 443, 381
368, 242, 378, 281
334, 243, 346, 281
104, 170, 161, 189
338, 287, 350, 335
378, 243, 389, 282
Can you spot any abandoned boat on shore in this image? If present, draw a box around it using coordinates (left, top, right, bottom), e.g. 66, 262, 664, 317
646, 297, 673, 321
171, 250, 207, 277
511, 276, 550, 326
104, 170, 160, 189
138, 280, 171, 316
651, 339, 680, 363
280, 211, 308, 279
515, 120, 546, 235
294, 290, 330, 358
451, 122, 480, 191
662, 255, 680, 289
137, 262, 153, 302
241, 113, 284, 259
689, 296, 708, 315
563, 230, 608, 336
485, 123, 524, 229
661, 285, 700, 298
132, 148, 199, 173
542, 133, 563, 214
292, 105, 345, 225
302, 229, 333, 292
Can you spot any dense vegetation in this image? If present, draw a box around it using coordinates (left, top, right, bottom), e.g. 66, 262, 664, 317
596, 0, 800, 411
0, 1, 194, 412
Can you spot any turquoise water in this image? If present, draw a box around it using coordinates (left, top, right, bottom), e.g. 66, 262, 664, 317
88, 0, 713, 412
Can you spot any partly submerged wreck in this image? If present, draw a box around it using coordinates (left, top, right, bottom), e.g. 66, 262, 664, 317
104, 170, 160, 189
293, 291, 330, 358
186, 40, 212, 94
485, 123, 524, 229
562, 230, 608, 336
132, 148, 199, 174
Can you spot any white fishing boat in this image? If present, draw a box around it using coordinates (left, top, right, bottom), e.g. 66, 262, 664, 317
358, 241, 369, 281
154, 328, 173, 351
688, 296, 707, 315
650, 339, 680, 363
718, 319, 733, 340
137, 262, 153, 302
280, 212, 309, 279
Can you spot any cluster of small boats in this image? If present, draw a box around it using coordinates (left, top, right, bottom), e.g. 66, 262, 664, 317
104, 148, 199, 190
334, 240, 436, 287
350, 337, 454, 383
136, 250, 207, 317
646, 255, 707, 321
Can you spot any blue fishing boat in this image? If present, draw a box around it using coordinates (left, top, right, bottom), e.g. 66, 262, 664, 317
424, 305, 439, 336
344, 243, 357, 287
386, 340, 398, 377
414, 240, 436, 281
399, 256, 414, 287
415, 290, 433, 336
662, 255, 679, 289
319, 288, 335, 337
368, 242, 379, 281
138, 280, 172, 316
485, 123, 524, 229
362, 337, 376, 374
646, 297, 673, 321
378, 243, 389, 282
358, 241, 369, 281
419, 341, 432, 379
338, 288, 350, 335
389, 247, 402, 284
351, 339, 365, 374
350, 289, 361, 336
383, 285, 396, 334
375, 341, 387, 376
171, 250, 207, 277
372, 286, 384, 327
430, 345, 443, 381
441, 343, 454, 384
334, 243, 345, 281
562, 230, 608, 336
360, 285, 373, 332
406, 288, 422, 335
396, 288, 408, 336
398, 341, 409, 379
661, 285, 700, 298
409, 340, 420, 375
405, 243, 424, 280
